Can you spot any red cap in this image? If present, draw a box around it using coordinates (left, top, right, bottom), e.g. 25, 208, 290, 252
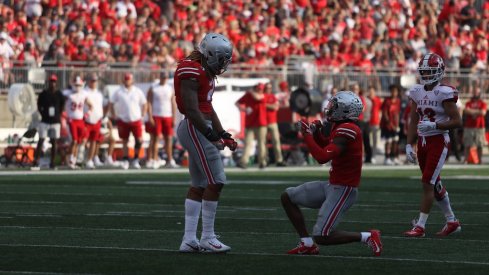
257, 83, 265, 90
49, 25, 57, 31
49, 74, 58, 81
124, 73, 133, 80
279, 81, 288, 90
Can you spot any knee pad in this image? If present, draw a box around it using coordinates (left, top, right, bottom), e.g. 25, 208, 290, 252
434, 181, 447, 201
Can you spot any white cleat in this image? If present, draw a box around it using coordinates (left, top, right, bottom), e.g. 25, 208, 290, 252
121, 160, 129, 170
199, 236, 231, 253
131, 159, 141, 169
166, 159, 180, 168
179, 239, 202, 253
93, 156, 104, 167
85, 160, 95, 169
145, 160, 154, 169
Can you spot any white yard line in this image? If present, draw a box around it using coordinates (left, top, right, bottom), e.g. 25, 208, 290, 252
0, 243, 488, 266
1, 164, 489, 176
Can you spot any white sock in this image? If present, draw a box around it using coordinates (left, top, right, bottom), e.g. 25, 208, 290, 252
107, 156, 113, 163
301, 237, 314, 247
436, 192, 455, 222
183, 199, 201, 241
201, 200, 218, 239
360, 232, 371, 243
416, 212, 429, 228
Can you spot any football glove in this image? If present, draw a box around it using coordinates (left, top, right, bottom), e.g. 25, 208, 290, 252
310, 120, 323, 134
297, 120, 313, 135
220, 131, 237, 151
405, 144, 417, 164
417, 120, 437, 135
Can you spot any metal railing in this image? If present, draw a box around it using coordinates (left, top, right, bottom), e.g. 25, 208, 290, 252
1, 63, 488, 99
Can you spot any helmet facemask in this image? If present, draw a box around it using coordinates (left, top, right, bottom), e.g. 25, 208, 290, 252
199, 33, 233, 75
417, 53, 445, 85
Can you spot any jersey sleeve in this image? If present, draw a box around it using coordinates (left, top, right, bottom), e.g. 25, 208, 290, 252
109, 90, 118, 104
439, 86, 458, 103
175, 61, 202, 81
332, 123, 358, 142
237, 93, 250, 105
138, 89, 147, 105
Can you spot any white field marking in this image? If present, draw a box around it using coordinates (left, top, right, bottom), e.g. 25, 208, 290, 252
3, 200, 489, 215
1, 210, 487, 225
2, 191, 488, 206
1, 243, 488, 266
1, 225, 488, 243
1, 164, 489, 176
409, 175, 489, 180
0, 271, 81, 275
125, 180, 296, 185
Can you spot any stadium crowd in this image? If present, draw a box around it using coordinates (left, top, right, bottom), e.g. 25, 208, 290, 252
0, 0, 487, 74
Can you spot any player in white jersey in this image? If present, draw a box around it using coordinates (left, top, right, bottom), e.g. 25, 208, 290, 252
404, 53, 463, 237
147, 72, 178, 169
65, 76, 91, 169
83, 74, 105, 169
108, 73, 147, 169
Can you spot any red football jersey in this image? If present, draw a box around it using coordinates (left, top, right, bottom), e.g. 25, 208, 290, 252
328, 122, 363, 187
465, 99, 487, 128
265, 93, 278, 125
174, 59, 215, 115
236, 92, 267, 127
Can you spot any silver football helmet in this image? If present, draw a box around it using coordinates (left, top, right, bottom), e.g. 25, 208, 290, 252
198, 33, 233, 75
417, 53, 445, 85
324, 91, 363, 122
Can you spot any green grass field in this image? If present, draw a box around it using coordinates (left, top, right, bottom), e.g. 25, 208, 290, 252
0, 166, 488, 274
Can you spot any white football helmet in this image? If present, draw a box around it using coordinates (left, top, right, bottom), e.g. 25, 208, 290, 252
198, 33, 233, 75
324, 91, 363, 122
417, 53, 445, 85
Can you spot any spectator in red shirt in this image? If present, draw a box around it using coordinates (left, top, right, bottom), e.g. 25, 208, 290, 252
463, 87, 487, 164
380, 84, 401, 165
236, 83, 268, 169
368, 86, 382, 160
264, 82, 285, 167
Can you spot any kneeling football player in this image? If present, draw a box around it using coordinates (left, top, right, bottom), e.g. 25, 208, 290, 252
281, 91, 382, 256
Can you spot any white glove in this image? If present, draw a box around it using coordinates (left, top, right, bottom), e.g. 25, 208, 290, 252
417, 120, 437, 134
405, 144, 417, 164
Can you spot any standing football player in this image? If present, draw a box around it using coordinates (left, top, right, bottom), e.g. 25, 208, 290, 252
175, 33, 236, 253
281, 91, 383, 256
404, 53, 462, 237
65, 76, 91, 169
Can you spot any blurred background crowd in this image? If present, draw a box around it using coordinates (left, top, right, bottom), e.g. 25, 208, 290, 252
0, 0, 487, 73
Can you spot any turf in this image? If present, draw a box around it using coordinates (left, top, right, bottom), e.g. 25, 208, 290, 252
0, 168, 488, 274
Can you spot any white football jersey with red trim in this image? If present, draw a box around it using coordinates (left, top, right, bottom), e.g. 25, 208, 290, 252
408, 83, 458, 137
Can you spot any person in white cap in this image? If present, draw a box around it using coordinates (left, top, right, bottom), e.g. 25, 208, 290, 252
65, 75, 92, 169
108, 73, 147, 169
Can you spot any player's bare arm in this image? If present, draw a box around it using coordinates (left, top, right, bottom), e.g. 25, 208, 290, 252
180, 78, 209, 134
436, 101, 462, 130
147, 88, 155, 125
406, 100, 419, 145
171, 94, 177, 126
210, 108, 224, 134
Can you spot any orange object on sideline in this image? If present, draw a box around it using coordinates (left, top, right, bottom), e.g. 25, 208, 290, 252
467, 147, 479, 164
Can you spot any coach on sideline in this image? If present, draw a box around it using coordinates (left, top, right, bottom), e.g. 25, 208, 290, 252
33, 74, 65, 170
108, 73, 147, 169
